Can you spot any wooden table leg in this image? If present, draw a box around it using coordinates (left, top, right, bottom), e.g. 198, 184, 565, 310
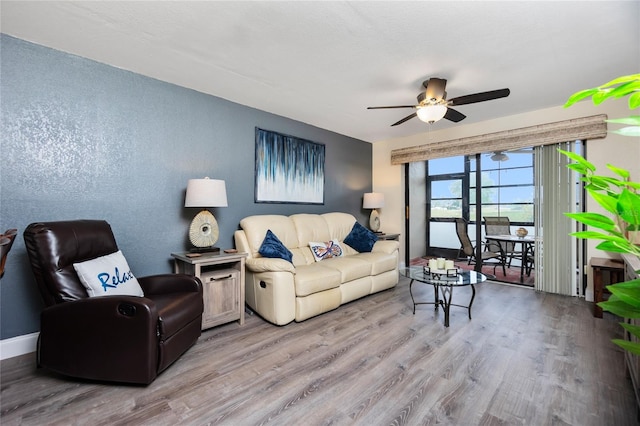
591, 258, 625, 318
593, 266, 603, 318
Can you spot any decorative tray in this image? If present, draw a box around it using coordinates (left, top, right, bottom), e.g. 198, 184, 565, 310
422, 266, 460, 278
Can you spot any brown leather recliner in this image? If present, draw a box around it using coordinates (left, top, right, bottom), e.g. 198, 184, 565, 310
23, 220, 204, 385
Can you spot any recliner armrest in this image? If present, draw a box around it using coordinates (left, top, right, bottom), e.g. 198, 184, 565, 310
41, 295, 159, 335
39, 296, 160, 384
138, 274, 202, 295
372, 240, 400, 254
246, 257, 296, 273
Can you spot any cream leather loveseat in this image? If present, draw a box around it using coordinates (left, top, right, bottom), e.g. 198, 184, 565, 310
234, 212, 399, 325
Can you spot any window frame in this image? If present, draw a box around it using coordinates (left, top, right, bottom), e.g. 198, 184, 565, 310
426, 154, 534, 225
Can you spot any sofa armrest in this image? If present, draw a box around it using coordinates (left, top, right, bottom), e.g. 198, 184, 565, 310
246, 257, 296, 273
372, 240, 400, 254
138, 274, 202, 296
245, 270, 296, 325
234, 229, 252, 257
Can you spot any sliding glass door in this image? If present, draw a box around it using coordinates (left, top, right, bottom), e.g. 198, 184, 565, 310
405, 142, 584, 293
407, 152, 534, 259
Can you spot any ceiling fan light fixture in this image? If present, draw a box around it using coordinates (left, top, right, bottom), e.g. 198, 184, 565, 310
416, 104, 447, 123
367, 78, 510, 127
491, 152, 509, 162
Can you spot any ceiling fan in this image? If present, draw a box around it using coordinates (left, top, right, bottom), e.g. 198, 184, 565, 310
488, 148, 534, 162
367, 77, 510, 126
490, 151, 510, 162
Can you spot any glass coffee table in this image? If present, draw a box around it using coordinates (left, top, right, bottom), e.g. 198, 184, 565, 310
401, 266, 487, 327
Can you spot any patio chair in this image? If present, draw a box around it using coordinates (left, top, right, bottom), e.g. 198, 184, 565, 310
524, 244, 535, 277
455, 218, 506, 276
483, 216, 522, 267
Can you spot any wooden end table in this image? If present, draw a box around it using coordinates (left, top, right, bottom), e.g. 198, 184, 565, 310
591, 256, 624, 318
172, 251, 247, 330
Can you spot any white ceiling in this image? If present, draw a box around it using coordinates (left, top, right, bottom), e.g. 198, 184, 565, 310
1, 1, 638, 143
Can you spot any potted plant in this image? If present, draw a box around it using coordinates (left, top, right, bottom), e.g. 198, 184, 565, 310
562, 73, 640, 354
564, 73, 640, 136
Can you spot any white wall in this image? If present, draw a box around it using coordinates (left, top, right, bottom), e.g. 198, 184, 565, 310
373, 98, 639, 297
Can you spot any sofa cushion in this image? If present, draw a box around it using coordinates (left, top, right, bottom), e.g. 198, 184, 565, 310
291, 213, 331, 245
290, 247, 315, 266
353, 251, 398, 275
294, 264, 341, 296
322, 212, 358, 241
259, 230, 293, 263
73, 250, 144, 298
309, 240, 344, 262
240, 215, 299, 256
344, 222, 378, 253
320, 256, 372, 282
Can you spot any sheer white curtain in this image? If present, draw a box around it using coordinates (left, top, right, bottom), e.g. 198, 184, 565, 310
534, 142, 579, 295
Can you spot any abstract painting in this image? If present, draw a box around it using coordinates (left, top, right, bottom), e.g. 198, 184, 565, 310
255, 128, 325, 204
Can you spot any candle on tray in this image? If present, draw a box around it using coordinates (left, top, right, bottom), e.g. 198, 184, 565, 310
428, 259, 437, 270
445, 260, 455, 270
437, 258, 446, 269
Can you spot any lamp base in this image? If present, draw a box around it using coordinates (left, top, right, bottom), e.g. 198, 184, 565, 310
369, 209, 381, 232
189, 209, 220, 249
189, 246, 220, 254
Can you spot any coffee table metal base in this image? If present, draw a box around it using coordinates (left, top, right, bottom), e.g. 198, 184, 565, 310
409, 280, 477, 327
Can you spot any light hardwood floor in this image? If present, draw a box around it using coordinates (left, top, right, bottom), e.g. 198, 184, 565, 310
1, 278, 638, 425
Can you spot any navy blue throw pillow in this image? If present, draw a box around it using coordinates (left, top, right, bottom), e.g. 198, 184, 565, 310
259, 230, 293, 263
344, 222, 378, 253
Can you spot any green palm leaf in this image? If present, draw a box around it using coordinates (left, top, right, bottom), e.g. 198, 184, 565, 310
612, 339, 640, 356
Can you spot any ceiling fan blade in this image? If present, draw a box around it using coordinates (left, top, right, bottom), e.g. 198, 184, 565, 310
367, 105, 416, 109
391, 112, 417, 126
443, 107, 466, 122
448, 88, 510, 106
422, 78, 447, 102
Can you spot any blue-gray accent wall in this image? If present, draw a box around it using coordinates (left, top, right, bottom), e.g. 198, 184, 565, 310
0, 35, 373, 340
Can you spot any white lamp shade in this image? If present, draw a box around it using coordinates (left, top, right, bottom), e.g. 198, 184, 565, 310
363, 192, 385, 209
416, 105, 448, 123
185, 177, 228, 207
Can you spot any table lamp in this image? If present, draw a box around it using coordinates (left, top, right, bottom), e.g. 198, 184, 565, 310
363, 192, 385, 233
185, 177, 228, 253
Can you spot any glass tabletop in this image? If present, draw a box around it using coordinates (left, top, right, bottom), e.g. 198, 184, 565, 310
485, 234, 536, 243
400, 266, 487, 286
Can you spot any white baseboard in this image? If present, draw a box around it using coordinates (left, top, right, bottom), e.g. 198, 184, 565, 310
0, 333, 38, 360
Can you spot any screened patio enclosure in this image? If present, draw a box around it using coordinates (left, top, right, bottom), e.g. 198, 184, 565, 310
404, 141, 586, 295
